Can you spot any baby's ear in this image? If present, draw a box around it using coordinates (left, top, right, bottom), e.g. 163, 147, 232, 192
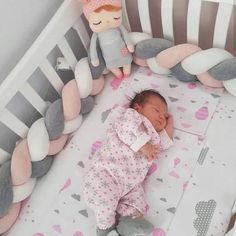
133, 103, 141, 111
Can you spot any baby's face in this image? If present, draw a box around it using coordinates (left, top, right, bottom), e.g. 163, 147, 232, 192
88, 9, 122, 33
136, 96, 168, 132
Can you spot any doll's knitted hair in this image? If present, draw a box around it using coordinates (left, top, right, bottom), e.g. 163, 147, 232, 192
82, 0, 122, 19
129, 89, 167, 109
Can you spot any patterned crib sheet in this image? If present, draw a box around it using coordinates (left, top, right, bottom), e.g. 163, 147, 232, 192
8, 67, 234, 236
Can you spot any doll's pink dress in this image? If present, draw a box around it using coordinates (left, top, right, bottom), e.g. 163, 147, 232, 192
83, 108, 173, 229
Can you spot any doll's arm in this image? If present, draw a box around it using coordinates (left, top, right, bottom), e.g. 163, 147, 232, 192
90, 33, 99, 66
120, 25, 134, 53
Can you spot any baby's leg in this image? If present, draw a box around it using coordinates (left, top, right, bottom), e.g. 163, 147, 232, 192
110, 68, 123, 79
116, 184, 154, 236
83, 167, 120, 234
123, 64, 132, 77
117, 184, 146, 217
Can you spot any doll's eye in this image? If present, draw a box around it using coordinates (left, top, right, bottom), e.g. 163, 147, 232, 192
93, 21, 102, 25
114, 17, 121, 20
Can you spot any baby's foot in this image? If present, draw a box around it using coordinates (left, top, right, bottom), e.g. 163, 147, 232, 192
116, 216, 154, 236
110, 74, 124, 90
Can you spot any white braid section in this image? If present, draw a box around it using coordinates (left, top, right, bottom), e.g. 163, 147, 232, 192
63, 115, 83, 135
13, 178, 37, 203
129, 32, 152, 45
75, 57, 93, 98
147, 57, 171, 75
27, 118, 50, 162
182, 48, 233, 75
224, 79, 236, 96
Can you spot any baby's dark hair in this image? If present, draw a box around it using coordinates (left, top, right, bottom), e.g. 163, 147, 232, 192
129, 89, 167, 108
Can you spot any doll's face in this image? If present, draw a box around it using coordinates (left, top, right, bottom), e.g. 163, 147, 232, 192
88, 9, 122, 33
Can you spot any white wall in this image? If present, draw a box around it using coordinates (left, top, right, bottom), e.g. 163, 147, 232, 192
0, 0, 64, 84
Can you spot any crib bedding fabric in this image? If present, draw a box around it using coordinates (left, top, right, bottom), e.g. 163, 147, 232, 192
7, 67, 236, 236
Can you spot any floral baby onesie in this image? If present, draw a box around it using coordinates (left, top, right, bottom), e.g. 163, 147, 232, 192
83, 108, 173, 229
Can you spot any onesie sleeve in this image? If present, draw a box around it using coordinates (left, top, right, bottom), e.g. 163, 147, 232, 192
114, 109, 151, 152
119, 25, 133, 46
159, 129, 174, 150
90, 33, 99, 62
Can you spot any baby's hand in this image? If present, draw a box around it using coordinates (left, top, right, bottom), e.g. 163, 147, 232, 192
91, 59, 99, 67
139, 143, 160, 162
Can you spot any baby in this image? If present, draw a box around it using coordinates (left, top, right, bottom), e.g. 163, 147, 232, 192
83, 89, 174, 236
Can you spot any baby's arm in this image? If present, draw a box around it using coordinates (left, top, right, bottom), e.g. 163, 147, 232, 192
90, 33, 99, 66
159, 115, 174, 150
165, 115, 174, 139
115, 109, 151, 152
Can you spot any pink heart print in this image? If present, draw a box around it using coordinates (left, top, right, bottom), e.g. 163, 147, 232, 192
73, 231, 83, 236
152, 228, 166, 236
147, 163, 157, 176
52, 225, 62, 233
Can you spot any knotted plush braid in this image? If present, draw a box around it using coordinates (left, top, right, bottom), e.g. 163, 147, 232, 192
132, 36, 236, 96
0, 56, 105, 233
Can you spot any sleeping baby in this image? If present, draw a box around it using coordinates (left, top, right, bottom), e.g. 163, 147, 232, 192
83, 89, 174, 236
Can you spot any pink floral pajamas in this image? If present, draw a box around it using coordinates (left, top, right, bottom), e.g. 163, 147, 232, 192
84, 109, 173, 229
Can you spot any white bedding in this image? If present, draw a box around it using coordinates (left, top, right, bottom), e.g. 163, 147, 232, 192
7, 67, 236, 236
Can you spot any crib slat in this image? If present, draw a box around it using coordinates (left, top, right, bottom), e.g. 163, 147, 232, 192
213, 3, 233, 48
0, 109, 29, 138
0, 0, 82, 114
122, 0, 131, 32
187, 0, 202, 44
137, 0, 152, 36
20, 83, 48, 115
0, 148, 11, 164
39, 59, 64, 95
58, 37, 78, 71
161, 0, 174, 41
73, 17, 90, 50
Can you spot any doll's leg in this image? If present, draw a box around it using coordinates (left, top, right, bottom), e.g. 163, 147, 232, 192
83, 168, 120, 234
123, 64, 132, 77
110, 68, 124, 90
110, 68, 123, 79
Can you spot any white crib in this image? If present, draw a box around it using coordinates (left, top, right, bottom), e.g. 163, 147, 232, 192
0, 0, 235, 235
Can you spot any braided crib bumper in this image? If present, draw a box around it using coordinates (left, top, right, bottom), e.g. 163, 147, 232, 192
131, 34, 236, 96
0, 56, 106, 233
0, 32, 235, 233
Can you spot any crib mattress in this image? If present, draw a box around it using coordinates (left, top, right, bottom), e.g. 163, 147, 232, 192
7, 67, 236, 236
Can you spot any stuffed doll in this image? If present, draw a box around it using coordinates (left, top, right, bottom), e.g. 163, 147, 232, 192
82, 0, 134, 80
